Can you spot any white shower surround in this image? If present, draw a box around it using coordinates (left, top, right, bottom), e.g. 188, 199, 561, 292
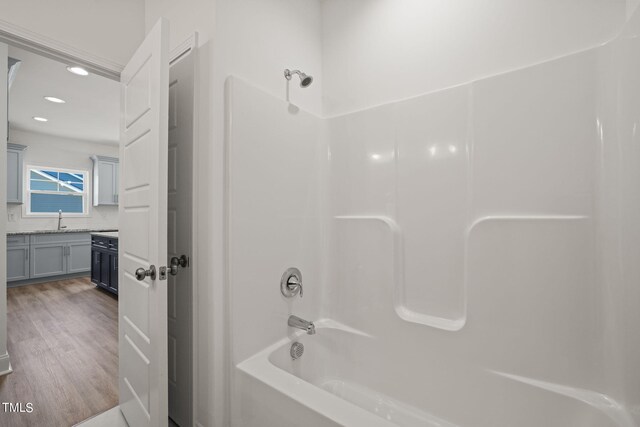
225, 5, 640, 427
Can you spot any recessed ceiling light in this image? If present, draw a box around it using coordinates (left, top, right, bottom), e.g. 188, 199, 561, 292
33, 116, 48, 122
66, 66, 89, 76
44, 96, 66, 104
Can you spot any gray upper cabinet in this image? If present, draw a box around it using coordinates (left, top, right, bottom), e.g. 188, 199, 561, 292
91, 155, 119, 206
7, 143, 26, 204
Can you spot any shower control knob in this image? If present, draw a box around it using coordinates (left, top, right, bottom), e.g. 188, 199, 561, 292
281, 267, 303, 298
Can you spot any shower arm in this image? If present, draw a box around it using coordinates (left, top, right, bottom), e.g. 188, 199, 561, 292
284, 69, 302, 80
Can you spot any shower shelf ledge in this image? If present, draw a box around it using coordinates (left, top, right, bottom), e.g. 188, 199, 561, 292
334, 215, 466, 332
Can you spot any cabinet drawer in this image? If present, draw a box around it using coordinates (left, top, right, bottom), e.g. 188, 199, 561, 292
7, 235, 28, 246
31, 233, 90, 245
92, 236, 109, 249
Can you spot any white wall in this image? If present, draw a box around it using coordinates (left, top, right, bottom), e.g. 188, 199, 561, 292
321, 0, 627, 116
211, 3, 323, 425
321, 47, 612, 426
145, 0, 213, 52
628, 0, 640, 18
0, 0, 145, 67
226, 77, 325, 426
6, 129, 118, 233
214, 0, 323, 116
0, 42, 10, 376
596, 8, 640, 421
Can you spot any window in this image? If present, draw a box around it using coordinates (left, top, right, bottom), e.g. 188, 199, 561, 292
26, 166, 89, 215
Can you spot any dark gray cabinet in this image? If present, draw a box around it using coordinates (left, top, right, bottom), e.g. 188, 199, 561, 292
91, 234, 118, 295
91, 250, 101, 284
7, 143, 26, 204
91, 155, 119, 206
99, 251, 110, 288
109, 254, 118, 293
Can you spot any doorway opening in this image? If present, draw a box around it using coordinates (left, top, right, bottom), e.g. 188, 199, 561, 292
0, 26, 196, 427
1, 45, 121, 427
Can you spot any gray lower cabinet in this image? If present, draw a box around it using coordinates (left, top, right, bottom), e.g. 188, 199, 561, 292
30, 243, 67, 278
7, 245, 29, 281
68, 241, 92, 273
7, 234, 29, 282
6, 233, 91, 282
30, 233, 91, 279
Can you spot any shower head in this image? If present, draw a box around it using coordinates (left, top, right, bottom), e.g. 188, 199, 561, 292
284, 69, 313, 88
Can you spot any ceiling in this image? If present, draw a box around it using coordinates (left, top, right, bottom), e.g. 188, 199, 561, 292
8, 46, 120, 145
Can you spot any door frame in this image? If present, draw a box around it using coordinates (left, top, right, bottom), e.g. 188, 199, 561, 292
0, 41, 11, 377
0, 18, 121, 80
0, 23, 201, 423
168, 33, 199, 427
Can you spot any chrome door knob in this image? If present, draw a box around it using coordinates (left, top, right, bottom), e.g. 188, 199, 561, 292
135, 265, 156, 281
168, 255, 189, 276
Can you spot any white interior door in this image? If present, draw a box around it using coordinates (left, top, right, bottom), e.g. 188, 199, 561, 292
167, 41, 196, 427
118, 18, 169, 427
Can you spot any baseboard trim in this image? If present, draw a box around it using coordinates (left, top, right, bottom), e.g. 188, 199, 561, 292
8, 272, 89, 288
0, 351, 12, 376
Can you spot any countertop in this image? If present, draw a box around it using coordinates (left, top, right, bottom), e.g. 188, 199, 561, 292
91, 231, 119, 239
7, 229, 118, 236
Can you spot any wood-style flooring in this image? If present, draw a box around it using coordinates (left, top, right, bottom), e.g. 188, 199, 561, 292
0, 277, 118, 427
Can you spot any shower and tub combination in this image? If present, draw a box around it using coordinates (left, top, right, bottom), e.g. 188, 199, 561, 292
224, 4, 640, 427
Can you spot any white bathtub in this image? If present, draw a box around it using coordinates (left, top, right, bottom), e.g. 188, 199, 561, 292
236, 320, 458, 427
235, 319, 634, 427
